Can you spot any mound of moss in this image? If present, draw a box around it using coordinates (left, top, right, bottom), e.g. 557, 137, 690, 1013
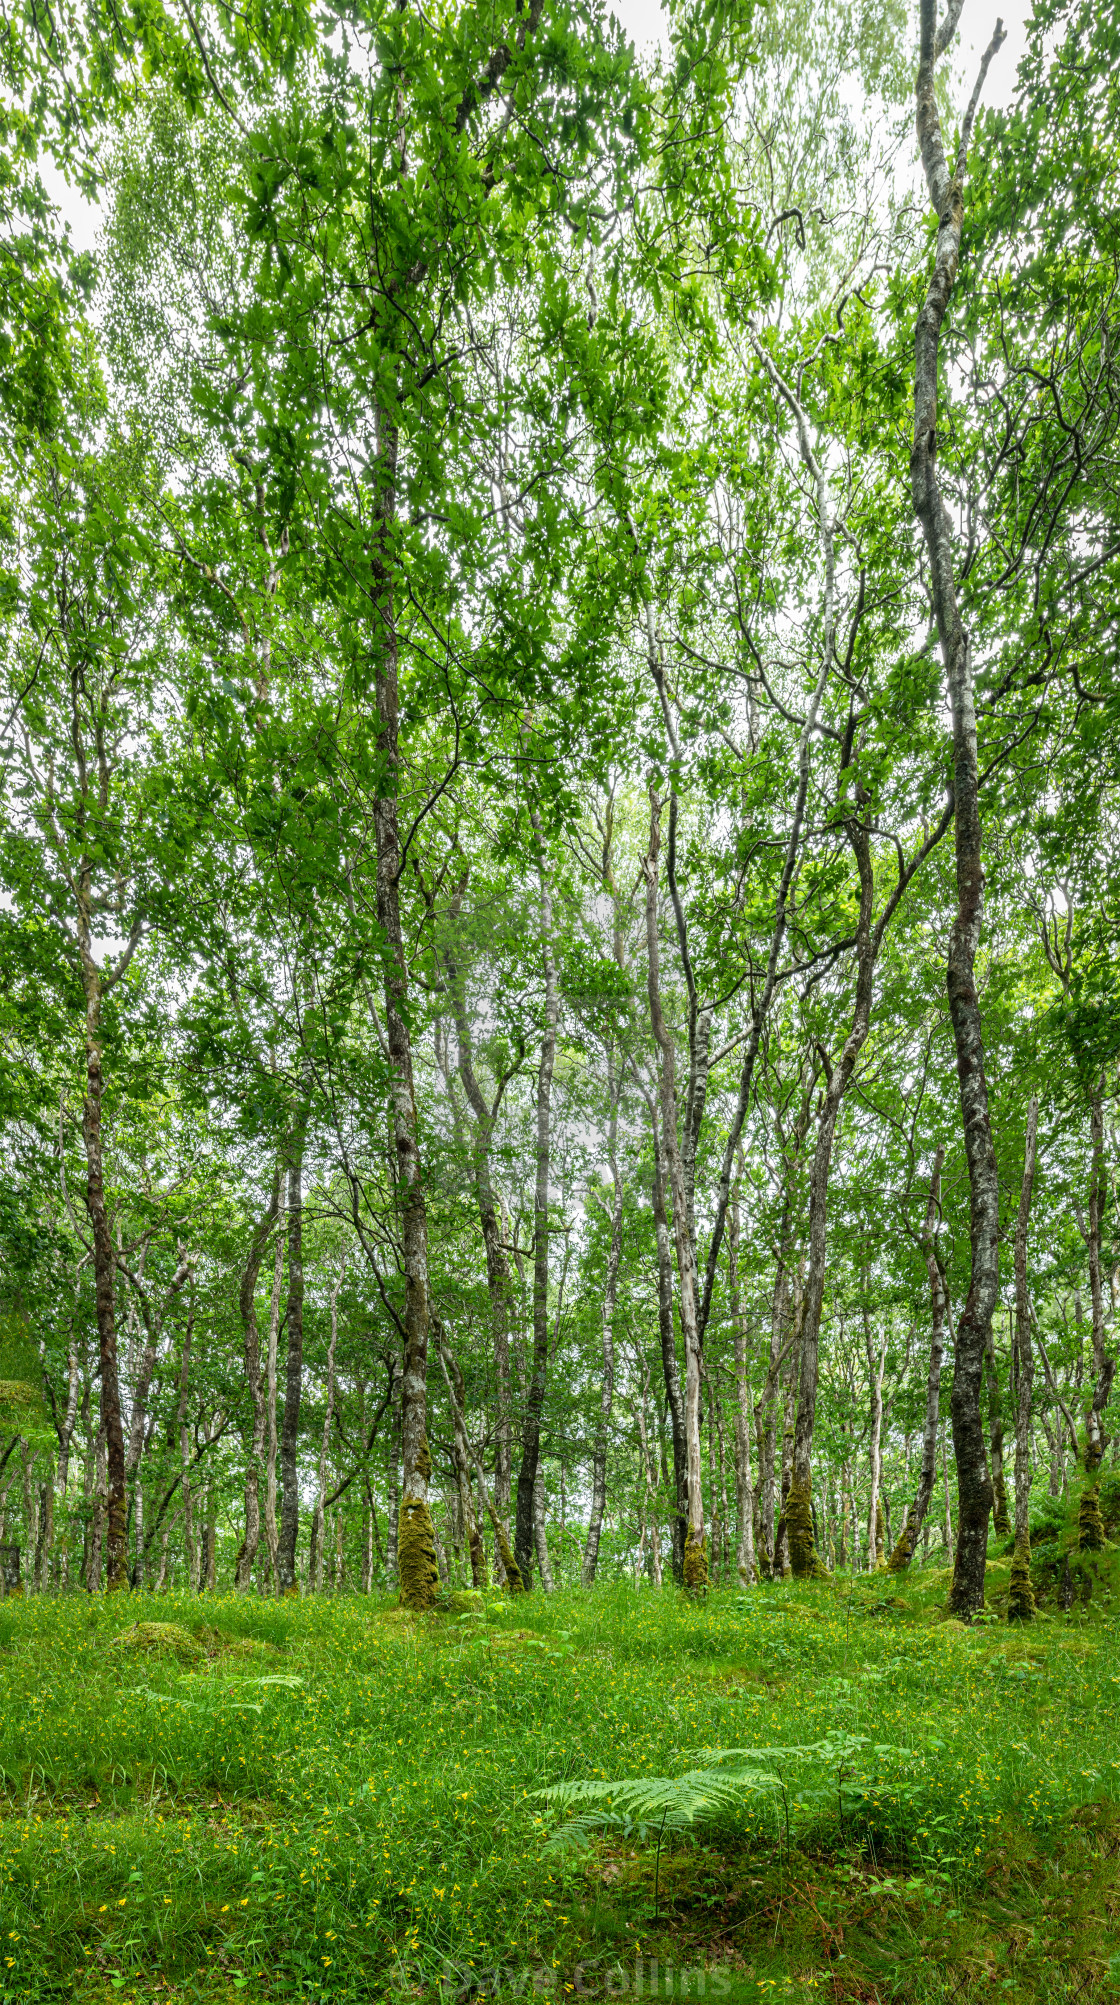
109, 1621, 205, 1662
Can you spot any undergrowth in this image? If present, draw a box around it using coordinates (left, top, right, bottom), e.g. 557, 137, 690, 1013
0, 1560, 1118, 2003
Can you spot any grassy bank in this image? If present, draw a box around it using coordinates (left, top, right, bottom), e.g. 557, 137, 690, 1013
1, 1558, 1119, 2004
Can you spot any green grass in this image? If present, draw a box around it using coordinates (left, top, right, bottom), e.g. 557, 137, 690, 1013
1, 1558, 1119, 2004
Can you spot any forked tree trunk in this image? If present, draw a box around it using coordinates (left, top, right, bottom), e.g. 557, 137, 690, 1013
889, 1149, 947, 1570
911, 0, 1005, 1618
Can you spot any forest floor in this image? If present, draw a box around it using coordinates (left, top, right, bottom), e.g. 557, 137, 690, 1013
1, 1548, 1119, 2005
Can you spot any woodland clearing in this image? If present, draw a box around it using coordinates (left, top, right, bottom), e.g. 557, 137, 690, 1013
2, 1551, 1120, 2005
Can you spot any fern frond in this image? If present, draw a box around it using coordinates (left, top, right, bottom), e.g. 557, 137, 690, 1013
532, 1762, 785, 1850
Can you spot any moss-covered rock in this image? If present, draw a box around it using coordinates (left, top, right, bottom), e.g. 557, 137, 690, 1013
444, 1591, 485, 1617
109, 1622, 205, 1662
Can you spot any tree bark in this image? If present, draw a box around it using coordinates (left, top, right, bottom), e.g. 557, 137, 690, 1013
889, 1148, 947, 1570
911, 0, 1005, 1618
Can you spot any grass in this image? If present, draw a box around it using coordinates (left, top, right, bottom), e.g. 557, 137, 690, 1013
0, 1552, 1119, 2004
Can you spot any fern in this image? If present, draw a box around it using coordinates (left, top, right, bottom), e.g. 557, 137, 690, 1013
533, 1734, 914, 1890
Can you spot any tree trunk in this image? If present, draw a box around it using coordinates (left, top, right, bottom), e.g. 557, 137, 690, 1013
787, 816, 875, 1576
80, 967, 128, 1590
175, 1281, 196, 1591
263, 1234, 284, 1592
369, 402, 439, 1611
911, 0, 1005, 1618
444, 952, 517, 1539
533, 1466, 554, 1591
651, 1122, 687, 1583
1079, 1086, 1115, 1547
437, 1333, 489, 1590
311, 1255, 346, 1592
890, 1149, 948, 1570
387, 1371, 401, 1590
582, 1069, 623, 1586
864, 1300, 887, 1572
277, 1145, 305, 1594
728, 1192, 757, 1586
514, 812, 558, 1589
1009, 1097, 1039, 1618
644, 787, 707, 1587
235, 1173, 282, 1590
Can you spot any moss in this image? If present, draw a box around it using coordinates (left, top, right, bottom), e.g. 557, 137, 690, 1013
1078, 1484, 1106, 1551
495, 1522, 524, 1595
992, 1470, 1011, 1540
445, 1591, 484, 1616
0, 1380, 35, 1407
683, 1530, 709, 1592
887, 1507, 919, 1574
398, 1499, 440, 1610
109, 1622, 205, 1662
874, 1497, 886, 1569
467, 1525, 490, 1591
1007, 1532, 1035, 1622
786, 1476, 826, 1579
